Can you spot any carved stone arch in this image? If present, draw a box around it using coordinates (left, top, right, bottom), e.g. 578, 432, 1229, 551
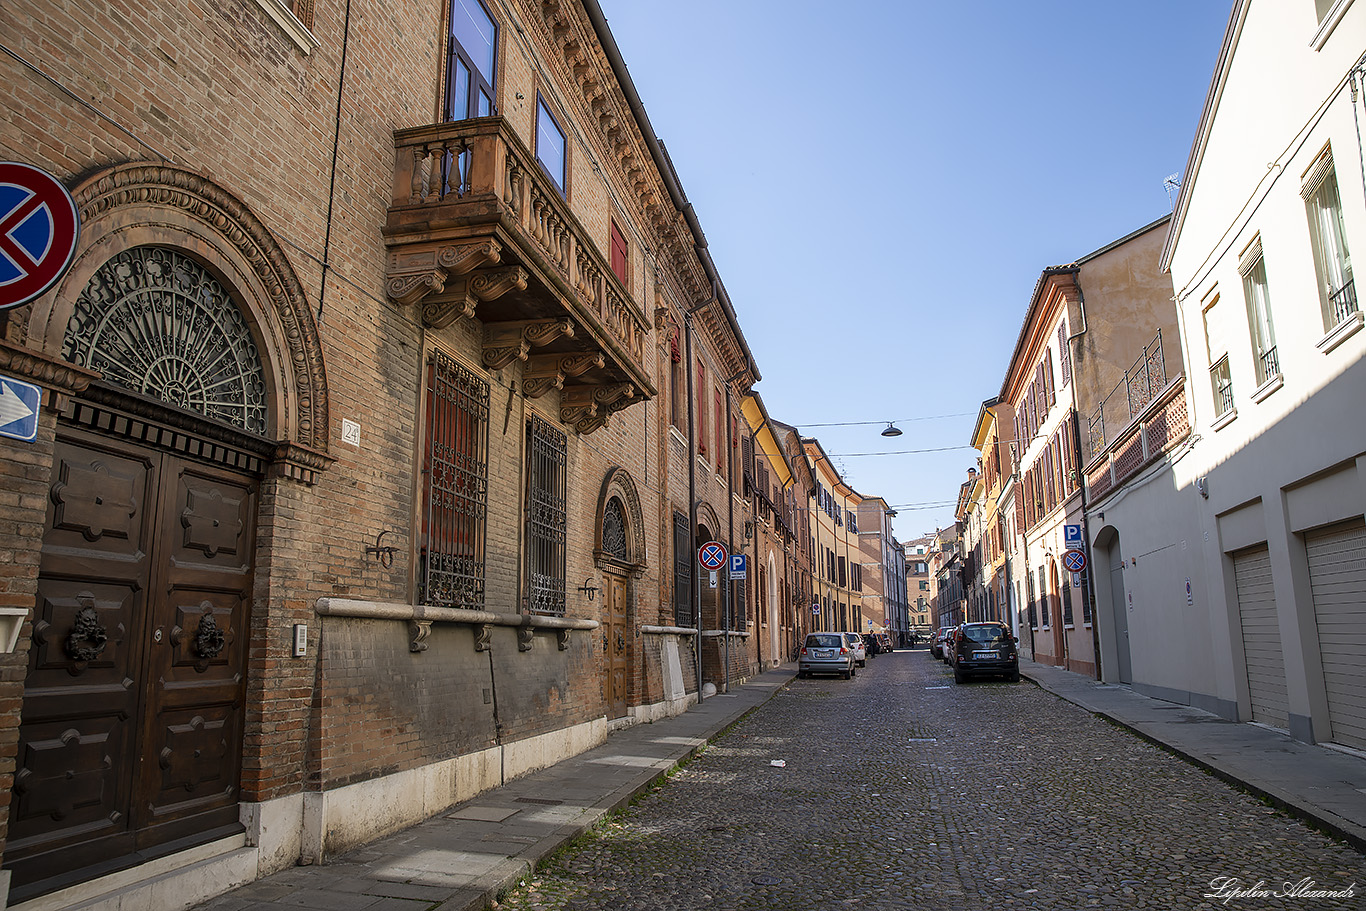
594, 466, 645, 574
24, 162, 330, 476
695, 502, 721, 543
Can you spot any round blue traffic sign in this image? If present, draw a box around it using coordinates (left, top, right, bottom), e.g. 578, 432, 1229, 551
698, 541, 728, 571
0, 162, 80, 311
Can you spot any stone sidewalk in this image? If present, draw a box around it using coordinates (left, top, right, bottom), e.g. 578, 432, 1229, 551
1020, 658, 1366, 853
194, 668, 797, 911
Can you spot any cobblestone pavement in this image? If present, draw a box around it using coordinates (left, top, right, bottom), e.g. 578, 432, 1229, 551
489, 650, 1363, 911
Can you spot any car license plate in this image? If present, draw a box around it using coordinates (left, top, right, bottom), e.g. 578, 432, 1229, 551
817, 649, 833, 658
973, 651, 998, 660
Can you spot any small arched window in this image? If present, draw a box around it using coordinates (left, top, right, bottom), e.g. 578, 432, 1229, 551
602, 497, 628, 561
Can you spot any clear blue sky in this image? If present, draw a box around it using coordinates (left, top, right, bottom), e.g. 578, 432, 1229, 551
597, 0, 1234, 541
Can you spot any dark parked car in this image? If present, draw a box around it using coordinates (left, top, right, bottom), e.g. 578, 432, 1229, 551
798, 632, 856, 679
953, 622, 1020, 683
930, 626, 954, 660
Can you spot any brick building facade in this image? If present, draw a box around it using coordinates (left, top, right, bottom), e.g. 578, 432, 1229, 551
0, 0, 775, 905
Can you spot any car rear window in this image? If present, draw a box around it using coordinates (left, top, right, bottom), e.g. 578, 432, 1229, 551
806, 634, 842, 648
962, 625, 1008, 643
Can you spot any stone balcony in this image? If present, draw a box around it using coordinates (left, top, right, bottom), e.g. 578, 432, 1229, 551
385, 116, 654, 434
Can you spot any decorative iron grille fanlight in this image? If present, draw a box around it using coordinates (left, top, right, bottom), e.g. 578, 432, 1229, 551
62, 246, 269, 435
602, 496, 628, 560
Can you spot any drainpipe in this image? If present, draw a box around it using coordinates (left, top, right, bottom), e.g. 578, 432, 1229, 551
1067, 271, 1103, 680
685, 310, 701, 701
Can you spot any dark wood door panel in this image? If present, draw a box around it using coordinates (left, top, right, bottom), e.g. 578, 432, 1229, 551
139, 700, 242, 833
9, 713, 132, 851
42, 433, 156, 569
11, 429, 258, 899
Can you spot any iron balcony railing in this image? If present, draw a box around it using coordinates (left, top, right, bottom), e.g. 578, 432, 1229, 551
1330, 278, 1358, 326
1256, 345, 1280, 387
1210, 355, 1234, 418
1086, 330, 1168, 458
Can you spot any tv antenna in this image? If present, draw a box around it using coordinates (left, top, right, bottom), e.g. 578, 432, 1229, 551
1163, 173, 1181, 209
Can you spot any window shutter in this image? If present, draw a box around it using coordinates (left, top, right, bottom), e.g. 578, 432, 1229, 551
1058, 322, 1071, 386
609, 220, 628, 285
741, 435, 754, 488
1044, 349, 1056, 407
673, 512, 691, 626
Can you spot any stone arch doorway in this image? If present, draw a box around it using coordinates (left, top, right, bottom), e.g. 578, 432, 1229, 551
1093, 525, 1131, 684
8, 164, 327, 901
1049, 559, 1067, 667
767, 550, 779, 668
594, 469, 645, 719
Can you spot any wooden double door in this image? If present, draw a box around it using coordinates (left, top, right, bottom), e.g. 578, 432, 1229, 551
8, 425, 257, 899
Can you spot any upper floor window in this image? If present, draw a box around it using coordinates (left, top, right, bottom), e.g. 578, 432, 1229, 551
1303, 148, 1356, 331
1239, 238, 1280, 387
610, 219, 629, 286
1202, 290, 1235, 420
536, 96, 568, 195
447, 0, 496, 121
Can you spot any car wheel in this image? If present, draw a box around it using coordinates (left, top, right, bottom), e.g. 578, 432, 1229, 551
858, 660, 866, 668
843, 668, 852, 679
1008, 669, 1020, 683
954, 668, 966, 684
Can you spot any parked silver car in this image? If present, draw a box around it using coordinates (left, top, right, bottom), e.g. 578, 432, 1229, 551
798, 632, 856, 679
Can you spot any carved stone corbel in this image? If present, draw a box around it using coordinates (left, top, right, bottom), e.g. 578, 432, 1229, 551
522, 351, 604, 398
439, 239, 502, 276
482, 318, 575, 370
421, 287, 479, 330
421, 265, 527, 330
517, 626, 535, 652
474, 623, 493, 652
387, 268, 447, 308
409, 620, 432, 652
561, 383, 634, 434
386, 241, 502, 310
557, 628, 572, 651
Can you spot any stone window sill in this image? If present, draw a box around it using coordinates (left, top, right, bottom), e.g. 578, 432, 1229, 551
1317, 311, 1363, 354
1251, 373, 1284, 403
1212, 407, 1238, 432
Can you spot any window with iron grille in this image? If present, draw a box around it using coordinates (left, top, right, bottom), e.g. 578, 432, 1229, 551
525, 413, 567, 615
421, 350, 489, 610
673, 511, 691, 626
602, 497, 628, 561
1061, 574, 1073, 625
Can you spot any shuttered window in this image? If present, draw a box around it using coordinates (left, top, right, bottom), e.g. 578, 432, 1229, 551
673, 511, 691, 626
1058, 321, 1071, 386
609, 220, 628, 285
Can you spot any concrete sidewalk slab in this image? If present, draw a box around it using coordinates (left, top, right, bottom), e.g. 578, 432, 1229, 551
1021, 659, 1366, 853
192, 665, 798, 911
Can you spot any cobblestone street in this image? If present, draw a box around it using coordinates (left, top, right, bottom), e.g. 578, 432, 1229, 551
491, 650, 1362, 911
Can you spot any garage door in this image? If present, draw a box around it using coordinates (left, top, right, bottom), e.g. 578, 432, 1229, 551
1234, 546, 1289, 730
1307, 519, 1366, 751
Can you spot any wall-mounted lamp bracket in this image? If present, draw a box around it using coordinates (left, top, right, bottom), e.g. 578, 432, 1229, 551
365, 530, 399, 567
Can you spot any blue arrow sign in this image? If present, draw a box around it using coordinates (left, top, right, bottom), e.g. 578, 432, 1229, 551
0, 374, 41, 442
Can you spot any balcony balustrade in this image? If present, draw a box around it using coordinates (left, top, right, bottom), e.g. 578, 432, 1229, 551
1086, 330, 1169, 459
1330, 278, 1358, 326
385, 116, 654, 434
